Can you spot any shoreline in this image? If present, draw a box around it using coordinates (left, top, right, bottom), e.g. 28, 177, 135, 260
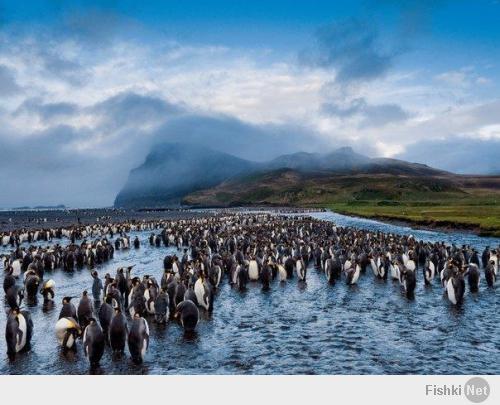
324, 207, 498, 238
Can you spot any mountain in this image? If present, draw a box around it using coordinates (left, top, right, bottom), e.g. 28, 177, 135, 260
114, 143, 258, 208
268, 146, 445, 176
114, 142, 448, 208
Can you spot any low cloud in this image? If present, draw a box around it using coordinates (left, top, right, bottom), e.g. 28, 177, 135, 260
322, 97, 410, 128
398, 136, 500, 174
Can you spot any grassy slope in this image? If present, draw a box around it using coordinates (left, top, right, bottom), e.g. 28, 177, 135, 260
183, 170, 500, 236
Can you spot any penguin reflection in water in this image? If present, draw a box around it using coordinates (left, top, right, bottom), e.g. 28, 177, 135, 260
5, 308, 34, 361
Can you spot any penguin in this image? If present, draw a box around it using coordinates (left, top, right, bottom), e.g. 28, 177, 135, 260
83, 319, 105, 368
55, 317, 81, 351
260, 263, 272, 290
296, 258, 306, 282
446, 271, 465, 306
194, 275, 213, 312
98, 296, 114, 339
344, 263, 361, 285
3, 267, 16, 293
278, 264, 287, 282
184, 287, 198, 306
133, 236, 140, 249
236, 265, 248, 291
6, 285, 24, 310
109, 306, 128, 354
248, 259, 259, 281
24, 272, 40, 302
466, 264, 480, 293
77, 290, 93, 330
401, 269, 416, 299
128, 314, 149, 364
423, 259, 435, 285
208, 264, 222, 288
5, 308, 34, 361
128, 291, 146, 318
174, 281, 187, 307
91, 271, 103, 303
284, 257, 295, 279
40, 279, 55, 303
390, 261, 400, 281
175, 300, 199, 333
59, 296, 77, 319
485, 261, 496, 287
324, 258, 335, 285
154, 289, 169, 324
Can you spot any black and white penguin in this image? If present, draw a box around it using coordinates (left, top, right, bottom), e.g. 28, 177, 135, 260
296, 258, 306, 282
133, 236, 140, 249
423, 258, 435, 285
194, 275, 213, 312
466, 264, 480, 293
324, 258, 335, 284
248, 258, 260, 281
485, 261, 496, 287
59, 296, 77, 319
401, 269, 416, 299
77, 290, 93, 330
236, 265, 248, 291
344, 261, 360, 285
55, 317, 81, 351
446, 270, 465, 306
154, 289, 169, 324
83, 319, 105, 367
128, 314, 149, 364
175, 300, 199, 332
109, 306, 128, 354
5, 308, 33, 361
40, 279, 55, 303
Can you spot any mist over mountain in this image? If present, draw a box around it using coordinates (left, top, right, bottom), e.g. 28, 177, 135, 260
114, 143, 258, 208
114, 142, 447, 208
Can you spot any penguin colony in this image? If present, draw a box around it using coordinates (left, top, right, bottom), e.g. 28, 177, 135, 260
2, 212, 499, 369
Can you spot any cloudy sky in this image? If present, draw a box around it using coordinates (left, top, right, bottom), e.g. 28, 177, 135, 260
0, 0, 499, 207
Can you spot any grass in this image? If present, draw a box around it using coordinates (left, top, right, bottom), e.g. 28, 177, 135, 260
184, 170, 500, 236
326, 199, 500, 237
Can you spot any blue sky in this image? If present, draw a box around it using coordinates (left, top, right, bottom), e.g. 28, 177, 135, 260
0, 1, 499, 206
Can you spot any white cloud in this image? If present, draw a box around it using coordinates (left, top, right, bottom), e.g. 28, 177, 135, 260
0, 29, 499, 205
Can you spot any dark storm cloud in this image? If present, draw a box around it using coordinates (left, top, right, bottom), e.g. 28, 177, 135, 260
302, 18, 399, 84
0, 90, 332, 207
150, 113, 329, 162
0, 125, 90, 171
322, 97, 409, 127
0, 64, 21, 96
398, 136, 500, 175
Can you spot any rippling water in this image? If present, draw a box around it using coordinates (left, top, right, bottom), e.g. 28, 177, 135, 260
1, 211, 499, 375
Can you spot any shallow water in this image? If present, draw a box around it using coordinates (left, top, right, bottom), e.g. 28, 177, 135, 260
1, 211, 499, 375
